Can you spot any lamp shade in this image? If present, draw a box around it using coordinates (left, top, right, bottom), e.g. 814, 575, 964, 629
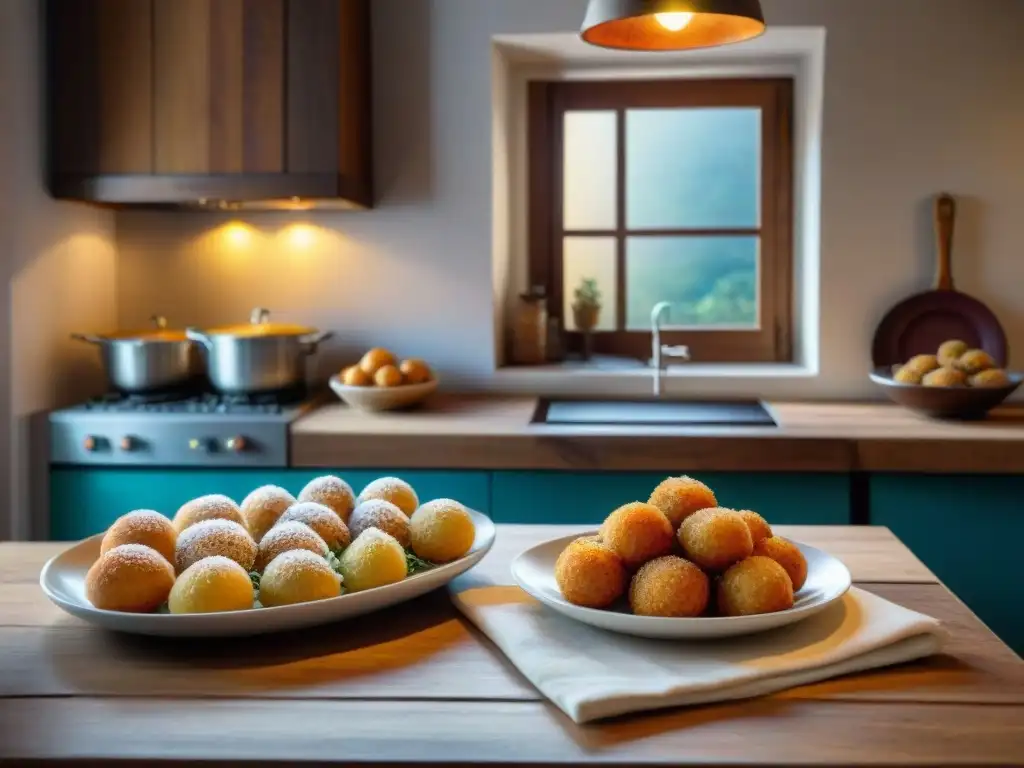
581, 0, 766, 51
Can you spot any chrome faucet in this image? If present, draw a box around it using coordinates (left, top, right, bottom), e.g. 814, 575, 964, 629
651, 301, 691, 396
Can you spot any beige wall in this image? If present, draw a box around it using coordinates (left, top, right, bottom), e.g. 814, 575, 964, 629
1, 0, 117, 539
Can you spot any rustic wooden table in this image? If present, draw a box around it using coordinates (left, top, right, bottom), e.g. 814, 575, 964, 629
1, 525, 1022, 766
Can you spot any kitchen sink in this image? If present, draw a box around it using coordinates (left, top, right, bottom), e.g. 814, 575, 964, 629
532, 399, 777, 427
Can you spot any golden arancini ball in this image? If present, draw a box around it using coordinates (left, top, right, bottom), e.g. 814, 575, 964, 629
629, 556, 709, 618
903, 354, 940, 375
678, 508, 753, 572
554, 537, 626, 609
168, 556, 254, 614
957, 349, 997, 375
259, 550, 342, 607
736, 510, 772, 545
752, 536, 808, 590
277, 502, 351, 551
172, 494, 244, 534
298, 475, 356, 522
240, 485, 296, 543
893, 365, 924, 385
342, 365, 373, 387
922, 367, 966, 388
338, 528, 408, 592
359, 347, 396, 376
409, 498, 475, 563
374, 364, 403, 388
175, 519, 257, 574
599, 502, 674, 570
358, 476, 419, 517
717, 556, 794, 616
85, 544, 175, 612
400, 359, 432, 385
937, 339, 969, 367
100, 509, 176, 564
255, 521, 328, 572
970, 368, 1012, 388
349, 499, 411, 548
647, 476, 717, 530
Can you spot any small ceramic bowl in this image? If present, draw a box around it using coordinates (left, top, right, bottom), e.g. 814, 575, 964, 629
329, 376, 438, 412
869, 367, 1022, 420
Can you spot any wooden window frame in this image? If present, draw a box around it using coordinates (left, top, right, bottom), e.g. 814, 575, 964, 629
528, 78, 794, 363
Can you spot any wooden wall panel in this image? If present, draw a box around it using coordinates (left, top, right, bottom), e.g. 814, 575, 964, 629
153, 0, 212, 173
208, 0, 244, 172
241, 0, 286, 172
287, 0, 340, 174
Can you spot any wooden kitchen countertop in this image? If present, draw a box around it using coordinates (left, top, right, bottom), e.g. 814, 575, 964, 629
291, 395, 1024, 473
1, 525, 1022, 766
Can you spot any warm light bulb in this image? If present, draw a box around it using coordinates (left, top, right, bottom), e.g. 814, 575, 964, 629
655, 12, 694, 32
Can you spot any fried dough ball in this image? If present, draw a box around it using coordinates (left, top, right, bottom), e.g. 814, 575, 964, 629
409, 498, 475, 563
172, 494, 244, 534
277, 502, 351, 551
85, 544, 175, 612
357, 476, 419, 517
100, 509, 176, 564
893, 365, 924, 385
957, 349, 997, 375
554, 537, 626, 609
255, 521, 328, 572
937, 339, 969, 367
168, 556, 254, 614
647, 476, 717, 530
970, 368, 1012, 388
338, 529, 408, 592
922, 367, 966, 388
298, 475, 356, 522
753, 536, 808, 590
400, 359, 432, 385
736, 510, 772, 545
599, 502, 674, 570
175, 519, 257, 574
678, 508, 753, 572
904, 354, 940, 375
259, 550, 342, 607
373, 365, 403, 388
359, 347, 396, 376
629, 556, 709, 618
349, 499, 411, 548
717, 556, 794, 616
341, 365, 372, 387
240, 485, 296, 543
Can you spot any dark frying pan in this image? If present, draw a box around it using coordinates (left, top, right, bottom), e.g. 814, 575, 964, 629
871, 193, 1007, 368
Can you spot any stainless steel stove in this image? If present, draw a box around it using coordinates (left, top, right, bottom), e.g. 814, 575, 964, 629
49, 389, 320, 468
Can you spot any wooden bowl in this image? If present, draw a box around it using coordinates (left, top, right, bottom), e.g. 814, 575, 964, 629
329, 375, 438, 412
869, 367, 1022, 420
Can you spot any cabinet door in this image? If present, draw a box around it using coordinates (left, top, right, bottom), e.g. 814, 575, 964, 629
870, 474, 1024, 655
490, 471, 850, 526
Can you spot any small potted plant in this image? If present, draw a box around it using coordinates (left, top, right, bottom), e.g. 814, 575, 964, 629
572, 277, 602, 332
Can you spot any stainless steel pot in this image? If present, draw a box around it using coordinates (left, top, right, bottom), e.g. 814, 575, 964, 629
72, 316, 199, 393
186, 308, 333, 394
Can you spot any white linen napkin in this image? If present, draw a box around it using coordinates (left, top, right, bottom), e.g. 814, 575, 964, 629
450, 575, 946, 724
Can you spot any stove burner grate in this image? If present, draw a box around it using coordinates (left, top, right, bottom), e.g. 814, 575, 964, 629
82, 386, 309, 415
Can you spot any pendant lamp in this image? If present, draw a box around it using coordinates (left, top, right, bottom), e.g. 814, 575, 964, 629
581, 0, 766, 51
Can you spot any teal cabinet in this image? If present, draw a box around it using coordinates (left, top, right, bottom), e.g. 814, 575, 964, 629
870, 474, 1024, 656
50, 468, 490, 540
489, 471, 850, 526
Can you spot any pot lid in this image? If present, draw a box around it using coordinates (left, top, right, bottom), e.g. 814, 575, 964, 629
91, 316, 189, 342
203, 308, 318, 338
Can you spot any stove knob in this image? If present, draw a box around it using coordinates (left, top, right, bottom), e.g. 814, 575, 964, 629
188, 438, 206, 451
225, 436, 247, 452
83, 436, 99, 452
119, 436, 135, 452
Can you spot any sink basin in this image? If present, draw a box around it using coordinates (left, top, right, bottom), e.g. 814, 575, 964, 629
533, 399, 776, 427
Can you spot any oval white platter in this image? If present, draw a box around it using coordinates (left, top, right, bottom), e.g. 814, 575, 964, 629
41, 509, 495, 638
512, 532, 851, 640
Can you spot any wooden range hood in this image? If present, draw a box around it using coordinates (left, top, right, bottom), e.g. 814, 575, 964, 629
46, 0, 372, 210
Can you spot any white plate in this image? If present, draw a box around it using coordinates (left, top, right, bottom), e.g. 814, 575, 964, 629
329, 376, 438, 411
41, 509, 495, 637
512, 532, 851, 639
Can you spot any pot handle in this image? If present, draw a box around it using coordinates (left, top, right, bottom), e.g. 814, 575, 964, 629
151, 315, 168, 330
250, 307, 271, 325
299, 330, 334, 353
185, 327, 214, 350
70, 333, 105, 344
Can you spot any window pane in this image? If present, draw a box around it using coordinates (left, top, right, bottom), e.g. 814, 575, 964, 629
626, 236, 759, 330
563, 111, 617, 231
563, 236, 617, 332
626, 108, 760, 229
